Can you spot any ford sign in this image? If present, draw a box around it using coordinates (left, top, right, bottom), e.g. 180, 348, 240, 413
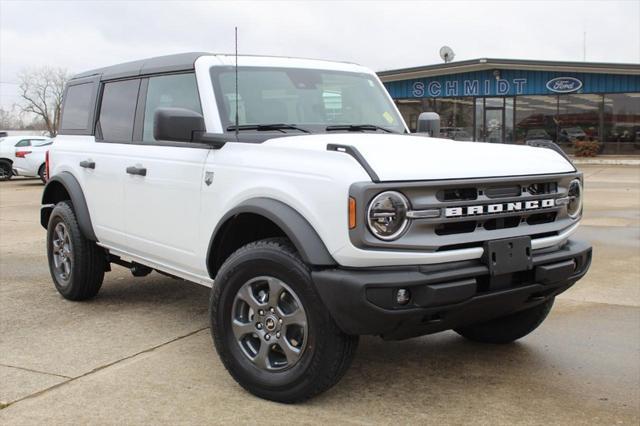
546, 77, 583, 93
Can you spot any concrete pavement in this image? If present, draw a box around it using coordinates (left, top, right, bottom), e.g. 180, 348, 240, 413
0, 165, 639, 424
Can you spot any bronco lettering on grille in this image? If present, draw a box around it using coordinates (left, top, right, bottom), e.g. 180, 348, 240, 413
445, 199, 555, 218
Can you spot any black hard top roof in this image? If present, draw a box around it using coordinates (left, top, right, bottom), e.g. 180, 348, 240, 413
72, 52, 209, 81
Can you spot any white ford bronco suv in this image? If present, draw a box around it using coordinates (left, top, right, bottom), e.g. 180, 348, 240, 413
42, 53, 592, 403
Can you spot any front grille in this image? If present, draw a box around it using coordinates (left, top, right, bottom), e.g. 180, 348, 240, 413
437, 187, 478, 202
420, 179, 564, 236
349, 172, 578, 251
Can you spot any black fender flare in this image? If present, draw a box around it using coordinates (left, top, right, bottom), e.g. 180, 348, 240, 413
41, 171, 97, 241
207, 197, 336, 276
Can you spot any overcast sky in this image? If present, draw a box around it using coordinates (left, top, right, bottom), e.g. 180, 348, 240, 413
1, 0, 639, 110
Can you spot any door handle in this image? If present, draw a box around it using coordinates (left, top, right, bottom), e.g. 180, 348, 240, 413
79, 160, 95, 169
126, 166, 147, 176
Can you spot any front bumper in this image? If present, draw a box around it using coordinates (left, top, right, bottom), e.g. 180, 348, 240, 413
312, 239, 592, 340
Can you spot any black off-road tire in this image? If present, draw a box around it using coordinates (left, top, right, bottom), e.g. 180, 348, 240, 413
455, 298, 555, 344
210, 238, 358, 403
0, 160, 12, 181
47, 201, 105, 300
38, 164, 46, 183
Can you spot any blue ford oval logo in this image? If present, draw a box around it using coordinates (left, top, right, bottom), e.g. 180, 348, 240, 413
546, 77, 583, 93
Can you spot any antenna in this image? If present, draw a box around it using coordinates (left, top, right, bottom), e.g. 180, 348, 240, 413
234, 26, 239, 141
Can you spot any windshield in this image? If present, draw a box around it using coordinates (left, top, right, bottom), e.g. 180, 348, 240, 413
211, 67, 405, 133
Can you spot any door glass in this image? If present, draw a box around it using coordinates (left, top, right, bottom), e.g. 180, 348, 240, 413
97, 79, 140, 143
143, 73, 202, 142
485, 109, 503, 143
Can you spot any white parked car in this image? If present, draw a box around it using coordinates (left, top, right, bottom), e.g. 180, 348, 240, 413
42, 53, 592, 403
12, 139, 53, 183
0, 135, 50, 180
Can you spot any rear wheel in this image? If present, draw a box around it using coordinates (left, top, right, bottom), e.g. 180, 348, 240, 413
47, 201, 105, 300
0, 160, 12, 181
210, 238, 358, 403
454, 298, 555, 344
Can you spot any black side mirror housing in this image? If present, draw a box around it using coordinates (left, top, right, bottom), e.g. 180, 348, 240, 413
153, 107, 205, 142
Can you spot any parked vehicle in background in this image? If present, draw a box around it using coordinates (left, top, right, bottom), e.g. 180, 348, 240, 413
558, 127, 587, 143
42, 53, 592, 403
12, 139, 53, 183
525, 128, 552, 141
0, 135, 50, 180
439, 127, 473, 141
609, 125, 638, 142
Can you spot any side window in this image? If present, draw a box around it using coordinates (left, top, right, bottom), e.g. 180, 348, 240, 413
15, 139, 31, 147
142, 74, 201, 142
60, 83, 94, 131
97, 79, 140, 143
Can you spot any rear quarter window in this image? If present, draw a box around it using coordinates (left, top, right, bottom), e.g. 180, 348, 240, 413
60, 83, 96, 132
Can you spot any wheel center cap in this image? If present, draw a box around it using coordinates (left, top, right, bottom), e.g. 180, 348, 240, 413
264, 315, 277, 332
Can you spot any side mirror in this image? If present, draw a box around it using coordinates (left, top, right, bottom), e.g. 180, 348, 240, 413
153, 107, 205, 142
416, 112, 440, 137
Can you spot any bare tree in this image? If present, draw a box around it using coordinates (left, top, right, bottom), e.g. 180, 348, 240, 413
18, 67, 69, 137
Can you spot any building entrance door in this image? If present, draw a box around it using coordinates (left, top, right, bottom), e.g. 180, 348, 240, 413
485, 106, 504, 143
476, 97, 514, 143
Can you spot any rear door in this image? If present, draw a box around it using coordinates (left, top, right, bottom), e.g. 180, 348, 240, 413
71, 78, 140, 248
122, 73, 209, 275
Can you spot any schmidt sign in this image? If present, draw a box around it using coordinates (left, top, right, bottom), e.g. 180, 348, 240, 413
411, 77, 528, 98
404, 72, 584, 98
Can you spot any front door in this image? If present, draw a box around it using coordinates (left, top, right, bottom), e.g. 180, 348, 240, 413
123, 73, 208, 276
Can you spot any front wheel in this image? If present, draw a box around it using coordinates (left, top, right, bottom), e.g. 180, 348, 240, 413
454, 298, 555, 344
210, 238, 358, 403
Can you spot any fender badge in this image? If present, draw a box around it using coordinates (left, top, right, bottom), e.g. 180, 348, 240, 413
204, 171, 214, 186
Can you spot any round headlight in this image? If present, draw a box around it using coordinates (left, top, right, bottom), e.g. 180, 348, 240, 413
567, 179, 582, 219
367, 191, 409, 240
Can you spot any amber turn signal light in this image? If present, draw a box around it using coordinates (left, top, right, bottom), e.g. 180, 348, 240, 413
348, 197, 357, 229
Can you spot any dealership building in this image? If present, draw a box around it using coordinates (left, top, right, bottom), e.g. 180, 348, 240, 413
378, 58, 640, 154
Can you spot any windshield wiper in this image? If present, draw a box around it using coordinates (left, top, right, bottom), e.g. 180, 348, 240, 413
325, 124, 393, 133
226, 124, 311, 133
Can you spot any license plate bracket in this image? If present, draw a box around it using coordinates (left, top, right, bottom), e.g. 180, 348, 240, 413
483, 236, 533, 276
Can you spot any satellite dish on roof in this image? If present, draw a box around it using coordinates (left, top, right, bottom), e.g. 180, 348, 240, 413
439, 46, 455, 63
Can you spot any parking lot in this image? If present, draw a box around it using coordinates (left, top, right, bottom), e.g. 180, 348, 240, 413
0, 164, 638, 425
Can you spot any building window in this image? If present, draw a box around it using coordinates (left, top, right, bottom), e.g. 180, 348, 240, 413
515, 95, 559, 144
395, 97, 473, 139
557, 94, 603, 152
436, 98, 474, 141
603, 93, 640, 154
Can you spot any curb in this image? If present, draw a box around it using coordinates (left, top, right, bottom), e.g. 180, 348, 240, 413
570, 158, 640, 166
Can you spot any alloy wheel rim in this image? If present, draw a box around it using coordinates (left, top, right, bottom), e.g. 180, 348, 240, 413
231, 276, 308, 371
52, 222, 73, 283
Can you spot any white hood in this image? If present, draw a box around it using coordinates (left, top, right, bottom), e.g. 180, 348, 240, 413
263, 134, 575, 181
